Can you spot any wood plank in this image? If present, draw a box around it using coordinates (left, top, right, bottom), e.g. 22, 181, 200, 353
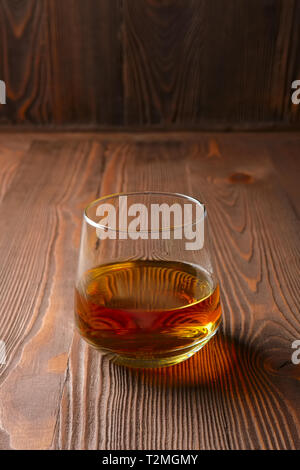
47, 0, 123, 126
0, 133, 299, 449
0, 137, 29, 202
0, 138, 107, 449
186, 136, 300, 448
268, 134, 300, 217
0, 136, 29, 450
0, 0, 51, 125
0, 1, 299, 129
0, 0, 123, 126
121, 0, 300, 128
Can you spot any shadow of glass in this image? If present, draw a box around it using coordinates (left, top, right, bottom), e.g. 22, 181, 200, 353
94, 332, 299, 449
110, 332, 266, 391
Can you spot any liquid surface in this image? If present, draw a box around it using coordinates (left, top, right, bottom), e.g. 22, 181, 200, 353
75, 260, 221, 360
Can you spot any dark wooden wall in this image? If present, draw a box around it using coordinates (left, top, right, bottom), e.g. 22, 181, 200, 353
0, 0, 299, 130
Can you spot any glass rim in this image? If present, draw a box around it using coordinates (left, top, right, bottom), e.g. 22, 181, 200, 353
84, 191, 206, 233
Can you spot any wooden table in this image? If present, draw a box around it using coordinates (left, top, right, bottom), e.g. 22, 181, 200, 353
0, 132, 299, 450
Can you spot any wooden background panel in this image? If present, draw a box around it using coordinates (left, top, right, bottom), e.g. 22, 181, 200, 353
47, 0, 123, 126
0, 0, 299, 129
0, 0, 123, 126
0, 0, 51, 124
123, 0, 300, 127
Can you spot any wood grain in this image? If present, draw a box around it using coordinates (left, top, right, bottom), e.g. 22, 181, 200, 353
0, 136, 30, 202
0, 0, 300, 129
123, 0, 300, 128
0, 0, 51, 125
0, 138, 108, 448
0, 132, 298, 449
0, 0, 123, 126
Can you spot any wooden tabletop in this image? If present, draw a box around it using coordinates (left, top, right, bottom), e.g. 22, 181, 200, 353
0, 132, 299, 450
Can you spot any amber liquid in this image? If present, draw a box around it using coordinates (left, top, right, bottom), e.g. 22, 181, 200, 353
75, 260, 221, 367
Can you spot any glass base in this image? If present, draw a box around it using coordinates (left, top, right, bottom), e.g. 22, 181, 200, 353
102, 329, 219, 368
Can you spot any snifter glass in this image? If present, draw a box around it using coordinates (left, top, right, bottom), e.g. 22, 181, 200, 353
75, 192, 222, 368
